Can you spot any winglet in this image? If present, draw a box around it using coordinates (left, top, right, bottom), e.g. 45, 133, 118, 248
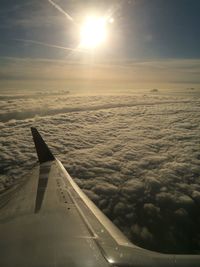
31, 127, 55, 164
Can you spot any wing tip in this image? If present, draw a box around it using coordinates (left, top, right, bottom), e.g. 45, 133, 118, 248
31, 127, 55, 164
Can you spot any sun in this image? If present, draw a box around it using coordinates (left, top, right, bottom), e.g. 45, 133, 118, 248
80, 16, 107, 49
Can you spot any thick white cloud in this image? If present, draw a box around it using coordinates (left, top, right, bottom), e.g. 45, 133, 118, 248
0, 89, 200, 254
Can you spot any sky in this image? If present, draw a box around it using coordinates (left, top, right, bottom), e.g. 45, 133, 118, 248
0, 0, 200, 89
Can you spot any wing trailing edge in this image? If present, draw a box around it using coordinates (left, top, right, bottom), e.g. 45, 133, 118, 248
31, 127, 55, 163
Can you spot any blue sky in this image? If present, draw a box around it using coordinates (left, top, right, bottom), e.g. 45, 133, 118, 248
0, 0, 200, 89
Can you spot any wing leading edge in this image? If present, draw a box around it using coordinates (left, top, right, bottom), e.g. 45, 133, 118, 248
0, 127, 199, 267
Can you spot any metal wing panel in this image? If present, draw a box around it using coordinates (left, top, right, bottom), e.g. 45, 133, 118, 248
0, 161, 110, 267
1, 127, 200, 267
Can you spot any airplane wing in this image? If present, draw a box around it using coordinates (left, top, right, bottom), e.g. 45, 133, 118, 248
0, 127, 199, 267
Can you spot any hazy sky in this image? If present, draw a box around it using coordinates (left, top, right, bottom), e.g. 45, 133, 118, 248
0, 0, 200, 89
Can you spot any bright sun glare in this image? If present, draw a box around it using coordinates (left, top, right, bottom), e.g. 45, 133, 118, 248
80, 16, 108, 49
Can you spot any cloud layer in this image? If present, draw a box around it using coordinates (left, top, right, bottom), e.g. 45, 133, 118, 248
0, 88, 200, 254
1, 57, 200, 89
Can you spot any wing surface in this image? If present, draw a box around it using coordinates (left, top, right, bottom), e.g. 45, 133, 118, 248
0, 127, 199, 267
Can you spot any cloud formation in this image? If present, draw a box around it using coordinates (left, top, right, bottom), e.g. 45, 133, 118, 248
0, 89, 200, 254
